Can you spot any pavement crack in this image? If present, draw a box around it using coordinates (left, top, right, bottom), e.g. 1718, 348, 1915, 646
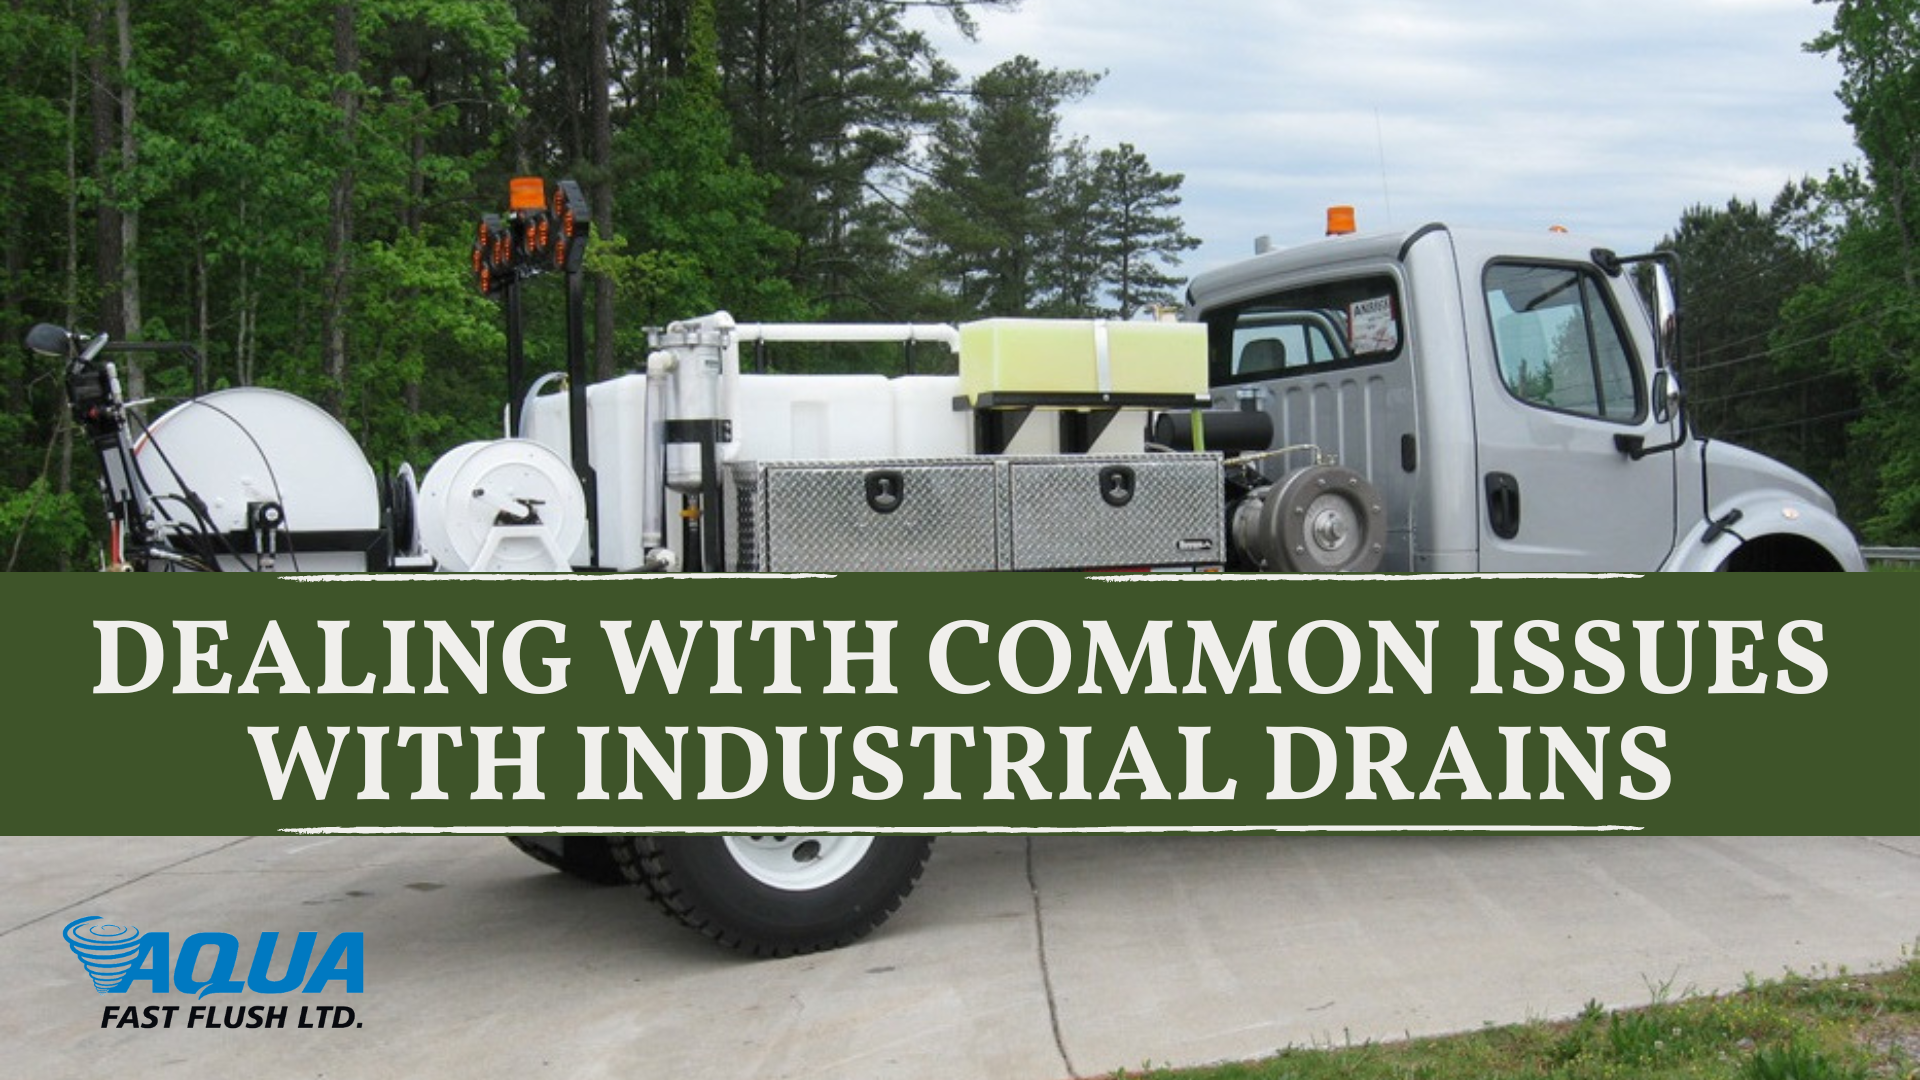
1857, 836, 1920, 861
1026, 837, 1079, 1079
0, 837, 257, 939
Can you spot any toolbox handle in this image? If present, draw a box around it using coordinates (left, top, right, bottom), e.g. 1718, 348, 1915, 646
865, 470, 906, 514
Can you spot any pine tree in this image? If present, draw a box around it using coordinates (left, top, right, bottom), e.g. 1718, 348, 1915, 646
600, 0, 808, 331
912, 55, 1098, 316
1089, 143, 1198, 319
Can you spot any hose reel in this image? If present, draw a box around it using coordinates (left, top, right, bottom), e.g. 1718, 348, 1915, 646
416, 439, 587, 572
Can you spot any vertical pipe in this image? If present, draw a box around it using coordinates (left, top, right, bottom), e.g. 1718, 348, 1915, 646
505, 276, 525, 438
700, 427, 723, 573
642, 355, 670, 556
566, 266, 598, 568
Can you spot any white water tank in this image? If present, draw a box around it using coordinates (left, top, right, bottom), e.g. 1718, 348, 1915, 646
135, 388, 380, 571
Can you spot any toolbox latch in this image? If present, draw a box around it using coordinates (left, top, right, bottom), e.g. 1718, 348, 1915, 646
865, 470, 906, 514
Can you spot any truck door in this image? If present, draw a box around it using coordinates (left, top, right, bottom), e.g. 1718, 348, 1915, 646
1467, 260, 1677, 571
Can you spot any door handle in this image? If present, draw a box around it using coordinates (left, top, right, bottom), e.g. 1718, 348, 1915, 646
1485, 472, 1521, 539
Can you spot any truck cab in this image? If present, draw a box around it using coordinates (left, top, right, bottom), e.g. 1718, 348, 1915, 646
1185, 224, 1864, 572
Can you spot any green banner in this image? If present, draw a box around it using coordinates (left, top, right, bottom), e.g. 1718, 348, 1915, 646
0, 572, 1906, 835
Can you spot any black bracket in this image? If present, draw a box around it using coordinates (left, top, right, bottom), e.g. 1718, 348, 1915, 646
1062, 409, 1121, 454
1703, 508, 1744, 545
666, 419, 734, 444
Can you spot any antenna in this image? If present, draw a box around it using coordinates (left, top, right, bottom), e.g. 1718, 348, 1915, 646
1375, 107, 1394, 226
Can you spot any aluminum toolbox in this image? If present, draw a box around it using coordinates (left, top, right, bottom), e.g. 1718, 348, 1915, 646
734, 458, 1002, 572
733, 453, 1224, 572
1004, 453, 1224, 570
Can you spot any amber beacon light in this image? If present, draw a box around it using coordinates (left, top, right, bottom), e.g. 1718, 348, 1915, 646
509, 176, 547, 212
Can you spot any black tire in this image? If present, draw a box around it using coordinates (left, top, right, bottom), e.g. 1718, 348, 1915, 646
505, 836, 630, 886
612, 835, 933, 958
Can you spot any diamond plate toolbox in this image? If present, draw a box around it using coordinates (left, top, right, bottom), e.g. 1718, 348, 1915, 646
1005, 453, 1224, 570
735, 458, 1002, 572
735, 453, 1225, 572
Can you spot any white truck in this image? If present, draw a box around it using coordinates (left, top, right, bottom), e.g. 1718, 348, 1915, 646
31, 209, 1864, 956
1187, 222, 1862, 574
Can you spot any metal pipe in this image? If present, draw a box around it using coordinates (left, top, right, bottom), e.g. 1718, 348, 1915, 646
730, 323, 962, 352
565, 265, 598, 568
505, 277, 526, 437
516, 371, 566, 443
642, 351, 673, 569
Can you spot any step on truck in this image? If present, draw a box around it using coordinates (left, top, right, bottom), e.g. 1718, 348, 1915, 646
30, 196, 1864, 956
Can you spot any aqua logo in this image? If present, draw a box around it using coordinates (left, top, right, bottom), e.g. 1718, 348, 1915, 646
62, 916, 364, 996
63, 918, 143, 992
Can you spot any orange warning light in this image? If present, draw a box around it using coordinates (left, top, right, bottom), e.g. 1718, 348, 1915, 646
1326, 206, 1357, 236
509, 176, 547, 213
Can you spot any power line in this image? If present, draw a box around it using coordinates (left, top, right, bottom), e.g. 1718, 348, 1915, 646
1718, 405, 1867, 441
1680, 246, 1824, 306
1688, 367, 1855, 407
1684, 278, 1865, 364
1685, 307, 1894, 376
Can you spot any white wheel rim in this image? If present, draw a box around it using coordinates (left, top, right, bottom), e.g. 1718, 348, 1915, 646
723, 835, 874, 891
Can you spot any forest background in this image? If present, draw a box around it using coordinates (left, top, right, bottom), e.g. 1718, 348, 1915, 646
1, 0, 1915, 569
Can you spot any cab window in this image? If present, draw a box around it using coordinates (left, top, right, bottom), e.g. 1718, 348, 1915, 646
1483, 263, 1643, 422
1207, 276, 1403, 386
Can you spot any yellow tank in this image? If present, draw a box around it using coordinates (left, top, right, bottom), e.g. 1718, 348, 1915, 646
958, 318, 1207, 405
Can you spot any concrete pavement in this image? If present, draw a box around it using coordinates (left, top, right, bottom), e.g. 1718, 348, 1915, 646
3, 835, 1917, 1079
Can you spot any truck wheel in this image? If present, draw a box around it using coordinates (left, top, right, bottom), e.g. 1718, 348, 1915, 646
614, 835, 933, 957
506, 836, 629, 886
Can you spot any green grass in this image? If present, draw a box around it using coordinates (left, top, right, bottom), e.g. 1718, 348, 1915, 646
1108, 957, 1920, 1080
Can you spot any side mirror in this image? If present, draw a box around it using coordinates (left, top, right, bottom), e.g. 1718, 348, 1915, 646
1651, 369, 1683, 425
1618, 368, 1689, 460
1649, 263, 1680, 369
25, 323, 75, 358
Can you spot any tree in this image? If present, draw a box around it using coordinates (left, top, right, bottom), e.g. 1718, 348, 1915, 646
912, 55, 1099, 317
321, 3, 358, 418
1660, 192, 1832, 444
1773, 0, 1920, 541
1033, 138, 1103, 316
1088, 142, 1198, 319
598, 0, 808, 333
589, 0, 615, 380
714, 0, 993, 319
88, 0, 139, 385
1813, 0, 1920, 290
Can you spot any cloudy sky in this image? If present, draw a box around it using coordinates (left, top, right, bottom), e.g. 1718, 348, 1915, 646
910, 0, 1859, 279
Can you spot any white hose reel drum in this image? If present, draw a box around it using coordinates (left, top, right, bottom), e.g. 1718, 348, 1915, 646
416, 439, 587, 572
134, 384, 382, 553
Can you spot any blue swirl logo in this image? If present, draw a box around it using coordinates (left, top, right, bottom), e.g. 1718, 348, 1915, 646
63, 917, 143, 994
